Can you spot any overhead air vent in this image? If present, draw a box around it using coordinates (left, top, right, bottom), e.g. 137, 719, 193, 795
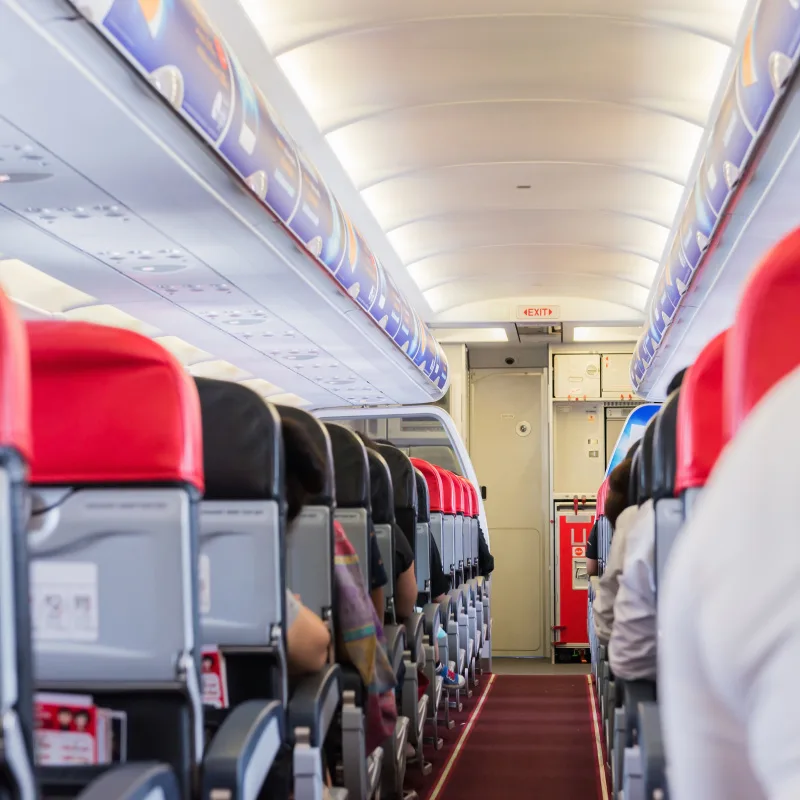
516, 324, 563, 344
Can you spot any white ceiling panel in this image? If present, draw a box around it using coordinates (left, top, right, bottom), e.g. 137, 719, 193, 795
241, 0, 750, 328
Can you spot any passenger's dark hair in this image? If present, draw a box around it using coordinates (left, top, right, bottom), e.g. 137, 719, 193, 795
667, 368, 688, 395
355, 431, 395, 450
282, 418, 325, 524
605, 457, 634, 527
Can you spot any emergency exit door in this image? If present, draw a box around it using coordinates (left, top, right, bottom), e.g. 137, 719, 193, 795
554, 504, 595, 647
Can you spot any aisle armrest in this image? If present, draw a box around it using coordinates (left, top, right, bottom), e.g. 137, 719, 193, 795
289, 664, 342, 747
638, 702, 668, 799
76, 764, 179, 800
422, 603, 441, 641
202, 700, 284, 800
383, 624, 408, 676
623, 680, 657, 747
403, 612, 424, 661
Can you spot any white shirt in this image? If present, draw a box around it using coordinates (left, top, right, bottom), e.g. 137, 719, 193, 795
659, 367, 800, 800
609, 499, 656, 681
592, 505, 639, 646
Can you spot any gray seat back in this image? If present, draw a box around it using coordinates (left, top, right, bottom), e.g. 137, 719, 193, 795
277, 407, 335, 638
326, 424, 371, 587
414, 470, 431, 594
652, 389, 682, 591
26, 320, 205, 794
366, 451, 396, 611
0, 295, 35, 797
196, 378, 283, 648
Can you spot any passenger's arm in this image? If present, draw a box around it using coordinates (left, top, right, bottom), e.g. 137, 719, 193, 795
587, 558, 599, 577
592, 513, 631, 645
429, 536, 451, 602
286, 591, 330, 675
370, 586, 385, 620
395, 563, 417, 621
608, 517, 656, 682
368, 530, 388, 619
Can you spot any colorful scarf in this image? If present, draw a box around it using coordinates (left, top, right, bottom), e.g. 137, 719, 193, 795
333, 521, 397, 752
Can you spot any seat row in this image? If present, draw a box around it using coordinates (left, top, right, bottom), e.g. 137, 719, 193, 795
0, 291, 491, 800
589, 237, 782, 798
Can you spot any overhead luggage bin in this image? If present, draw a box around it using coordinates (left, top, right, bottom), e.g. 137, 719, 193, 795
0, 0, 448, 409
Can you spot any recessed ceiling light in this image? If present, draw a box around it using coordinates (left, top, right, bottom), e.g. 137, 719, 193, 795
225, 317, 265, 326
0, 172, 53, 183
573, 326, 641, 342
130, 263, 185, 273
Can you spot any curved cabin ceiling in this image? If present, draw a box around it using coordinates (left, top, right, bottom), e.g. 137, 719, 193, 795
241, 0, 750, 327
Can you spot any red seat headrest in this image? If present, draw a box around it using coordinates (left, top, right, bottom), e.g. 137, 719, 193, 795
458, 477, 472, 516
28, 321, 204, 491
676, 330, 727, 493
469, 481, 479, 517
450, 472, 465, 514
596, 478, 609, 517
726, 227, 800, 440
410, 457, 444, 513
434, 466, 457, 514
0, 291, 31, 462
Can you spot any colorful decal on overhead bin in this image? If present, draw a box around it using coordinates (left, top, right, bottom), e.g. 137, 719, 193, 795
289, 153, 347, 273
79, 0, 448, 396
605, 404, 660, 476
631, 0, 800, 394
370, 269, 403, 339
220, 58, 300, 221
99, 0, 234, 144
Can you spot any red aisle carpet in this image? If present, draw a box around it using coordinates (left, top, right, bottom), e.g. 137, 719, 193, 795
430, 675, 606, 800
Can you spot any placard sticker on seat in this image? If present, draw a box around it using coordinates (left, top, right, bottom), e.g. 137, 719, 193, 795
31, 562, 99, 642
198, 554, 211, 615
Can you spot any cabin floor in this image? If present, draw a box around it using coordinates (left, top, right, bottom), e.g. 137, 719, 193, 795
407, 660, 606, 800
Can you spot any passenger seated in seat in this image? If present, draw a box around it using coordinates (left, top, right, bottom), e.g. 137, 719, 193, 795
592, 445, 639, 646
608, 369, 688, 682
357, 433, 463, 688
283, 418, 334, 675
586, 521, 599, 577
285, 422, 398, 752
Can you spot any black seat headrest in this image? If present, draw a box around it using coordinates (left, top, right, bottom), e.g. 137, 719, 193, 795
652, 389, 681, 501
637, 416, 657, 505
325, 423, 370, 509
275, 405, 335, 505
415, 469, 430, 524
194, 378, 281, 501
375, 443, 418, 511
367, 450, 394, 525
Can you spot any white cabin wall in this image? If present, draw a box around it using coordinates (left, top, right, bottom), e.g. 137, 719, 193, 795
441, 343, 470, 449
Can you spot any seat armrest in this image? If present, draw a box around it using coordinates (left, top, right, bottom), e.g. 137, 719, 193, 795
202, 700, 284, 800
623, 680, 657, 747
383, 623, 408, 676
422, 603, 441, 640
288, 664, 342, 747
403, 612, 424, 661
638, 702, 668, 799
439, 595, 454, 623
76, 764, 179, 800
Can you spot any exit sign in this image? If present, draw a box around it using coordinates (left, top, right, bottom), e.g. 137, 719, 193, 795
517, 305, 560, 320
